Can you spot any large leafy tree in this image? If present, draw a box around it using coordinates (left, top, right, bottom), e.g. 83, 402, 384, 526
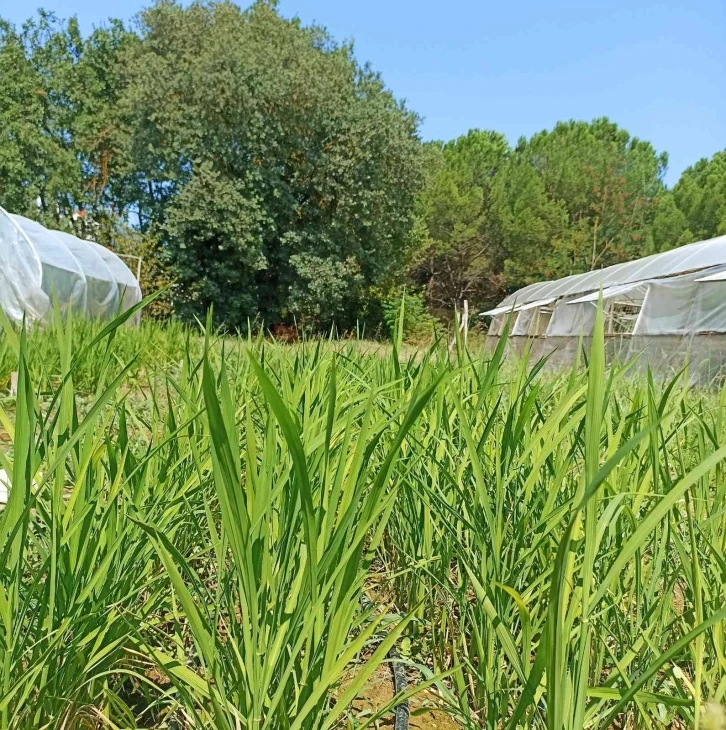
411, 119, 669, 314
0, 14, 76, 219
0, 12, 136, 236
118, 0, 423, 328
0, 2, 422, 330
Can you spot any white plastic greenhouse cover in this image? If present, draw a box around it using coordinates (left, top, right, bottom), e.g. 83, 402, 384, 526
696, 270, 726, 282
0, 207, 142, 325
496, 233, 726, 307
567, 283, 645, 304
480, 296, 557, 317
480, 303, 520, 317
516, 296, 557, 311
486, 231, 726, 337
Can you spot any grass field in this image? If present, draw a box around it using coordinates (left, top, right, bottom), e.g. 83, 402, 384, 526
0, 301, 725, 730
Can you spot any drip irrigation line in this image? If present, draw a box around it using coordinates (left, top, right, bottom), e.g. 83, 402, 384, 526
388, 644, 410, 730
360, 594, 410, 730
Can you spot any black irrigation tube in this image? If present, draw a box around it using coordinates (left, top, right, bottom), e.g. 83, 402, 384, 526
360, 595, 409, 730
388, 644, 410, 730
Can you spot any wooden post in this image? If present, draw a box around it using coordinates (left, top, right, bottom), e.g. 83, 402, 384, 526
116, 253, 143, 282
449, 306, 459, 353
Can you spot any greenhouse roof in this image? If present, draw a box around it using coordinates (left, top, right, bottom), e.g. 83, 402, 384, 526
496, 233, 726, 308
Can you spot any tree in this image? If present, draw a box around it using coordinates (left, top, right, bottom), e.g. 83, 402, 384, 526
0, 14, 72, 217
163, 161, 269, 323
670, 150, 726, 243
490, 118, 668, 291
0, 12, 137, 236
649, 191, 689, 251
411, 119, 668, 314
410, 130, 509, 314
118, 0, 423, 329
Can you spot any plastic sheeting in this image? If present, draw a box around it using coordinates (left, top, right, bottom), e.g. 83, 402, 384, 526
546, 297, 597, 337
484, 232, 726, 339
567, 282, 646, 304
512, 300, 557, 336
496, 232, 726, 307
12, 215, 87, 315
481, 297, 555, 317
488, 314, 506, 336
496, 269, 726, 338
633, 270, 726, 335
0, 206, 142, 325
512, 309, 536, 336
543, 283, 649, 337
0, 211, 47, 322
485, 299, 554, 335
517, 296, 557, 311
696, 270, 726, 282
498, 332, 726, 385
481, 303, 519, 317
52, 231, 120, 319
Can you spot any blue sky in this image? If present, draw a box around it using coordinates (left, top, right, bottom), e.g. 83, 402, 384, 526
2, 0, 724, 185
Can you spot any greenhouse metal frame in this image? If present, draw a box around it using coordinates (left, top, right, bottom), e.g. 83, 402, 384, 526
0, 206, 142, 325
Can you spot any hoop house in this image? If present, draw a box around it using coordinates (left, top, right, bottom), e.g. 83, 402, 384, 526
482, 233, 726, 339
0, 207, 142, 325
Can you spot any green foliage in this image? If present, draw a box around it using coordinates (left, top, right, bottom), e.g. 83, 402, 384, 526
287, 253, 364, 326
112, 226, 176, 318
0, 3, 421, 332
650, 190, 691, 250
0, 11, 136, 232
411, 119, 682, 315
671, 150, 726, 242
381, 289, 435, 342
119, 1, 422, 329
0, 315, 191, 392
163, 160, 268, 323
492, 118, 668, 289
410, 130, 509, 314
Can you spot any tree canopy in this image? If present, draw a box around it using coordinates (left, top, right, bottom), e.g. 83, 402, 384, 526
670, 151, 726, 243
0, 2, 422, 329
0, 2, 724, 330
411, 119, 680, 312
410, 130, 509, 316
120, 1, 422, 326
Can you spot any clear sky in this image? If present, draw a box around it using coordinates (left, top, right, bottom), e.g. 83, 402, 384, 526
1, 0, 724, 186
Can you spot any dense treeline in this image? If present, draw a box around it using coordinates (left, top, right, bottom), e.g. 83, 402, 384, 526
1, 1, 724, 331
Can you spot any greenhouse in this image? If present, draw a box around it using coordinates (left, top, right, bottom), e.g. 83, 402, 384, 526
482, 232, 726, 377
0, 206, 142, 325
